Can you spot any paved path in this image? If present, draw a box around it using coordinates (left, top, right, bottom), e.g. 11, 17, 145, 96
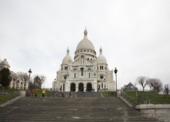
0, 97, 161, 122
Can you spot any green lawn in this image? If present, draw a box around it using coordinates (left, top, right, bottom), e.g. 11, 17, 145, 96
123, 91, 170, 105
101, 91, 117, 97
0, 88, 19, 104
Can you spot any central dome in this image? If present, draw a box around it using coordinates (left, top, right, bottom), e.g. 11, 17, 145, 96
76, 29, 95, 51
74, 29, 96, 60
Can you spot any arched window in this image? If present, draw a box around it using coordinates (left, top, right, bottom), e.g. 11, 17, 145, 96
100, 75, 104, 79
64, 66, 68, 70
102, 83, 103, 89
100, 66, 103, 70
80, 68, 84, 76
74, 73, 76, 78
64, 75, 67, 80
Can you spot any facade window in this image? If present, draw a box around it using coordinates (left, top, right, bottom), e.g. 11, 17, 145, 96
100, 75, 104, 79
74, 73, 76, 78
73, 68, 77, 71
64, 66, 68, 70
81, 55, 84, 58
64, 75, 67, 80
89, 73, 90, 78
100, 66, 103, 70
80, 68, 84, 76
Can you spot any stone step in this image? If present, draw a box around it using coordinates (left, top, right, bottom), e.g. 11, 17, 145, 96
0, 97, 162, 122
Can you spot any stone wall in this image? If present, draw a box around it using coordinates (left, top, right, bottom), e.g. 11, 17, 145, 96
136, 104, 170, 122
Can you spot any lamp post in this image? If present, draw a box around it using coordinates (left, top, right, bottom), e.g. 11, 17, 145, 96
114, 67, 118, 95
28, 68, 32, 80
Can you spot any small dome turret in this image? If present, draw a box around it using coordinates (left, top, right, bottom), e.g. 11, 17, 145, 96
62, 49, 73, 64
0, 58, 10, 70
97, 48, 107, 64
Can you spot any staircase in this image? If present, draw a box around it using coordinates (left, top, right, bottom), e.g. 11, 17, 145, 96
0, 97, 162, 122
54, 91, 102, 97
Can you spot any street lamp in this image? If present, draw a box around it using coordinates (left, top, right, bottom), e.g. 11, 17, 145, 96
114, 67, 118, 95
28, 68, 32, 79
27, 68, 32, 91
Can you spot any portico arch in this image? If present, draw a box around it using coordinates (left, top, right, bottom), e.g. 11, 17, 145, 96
78, 83, 84, 92
86, 83, 92, 92
70, 83, 76, 92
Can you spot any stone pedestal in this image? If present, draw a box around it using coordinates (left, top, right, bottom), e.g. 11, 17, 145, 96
20, 90, 26, 97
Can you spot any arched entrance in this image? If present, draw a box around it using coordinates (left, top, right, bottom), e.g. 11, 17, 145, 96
78, 83, 84, 92
70, 83, 76, 92
86, 83, 92, 92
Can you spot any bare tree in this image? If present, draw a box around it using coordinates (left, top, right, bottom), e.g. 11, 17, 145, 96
39, 75, 45, 84
0, 68, 12, 87
33, 75, 46, 89
147, 78, 162, 92
136, 76, 147, 91
164, 84, 169, 95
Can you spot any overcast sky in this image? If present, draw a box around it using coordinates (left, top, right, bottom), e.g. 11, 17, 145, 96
0, 0, 170, 88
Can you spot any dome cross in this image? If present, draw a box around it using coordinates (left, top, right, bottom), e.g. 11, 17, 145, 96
84, 29, 88, 36
99, 48, 103, 55
67, 48, 70, 55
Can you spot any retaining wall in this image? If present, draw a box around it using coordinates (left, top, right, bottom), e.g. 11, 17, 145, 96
136, 104, 170, 122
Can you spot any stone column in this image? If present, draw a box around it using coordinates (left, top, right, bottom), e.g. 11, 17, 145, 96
94, 80, 97, 92
20, 90, 26, 96
65, 81, 70, 92
84, 83, 86, 92
76, 82, 78, 92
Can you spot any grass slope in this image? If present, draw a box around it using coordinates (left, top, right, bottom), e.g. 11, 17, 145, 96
124, 91, 170, 105
0, 88, 19, 104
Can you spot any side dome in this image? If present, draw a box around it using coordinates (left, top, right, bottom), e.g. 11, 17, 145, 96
97, 48, 107, 64
62, 49, 73, 64
76, 29, 95, 51
0, 58, 10, 69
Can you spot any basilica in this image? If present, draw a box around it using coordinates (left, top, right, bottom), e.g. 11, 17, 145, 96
52, 30, 116, 92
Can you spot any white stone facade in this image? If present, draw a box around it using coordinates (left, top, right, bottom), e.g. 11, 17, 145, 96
9, 74, 29, 90
53, 30, 116, 92
0, 59, 29, 90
